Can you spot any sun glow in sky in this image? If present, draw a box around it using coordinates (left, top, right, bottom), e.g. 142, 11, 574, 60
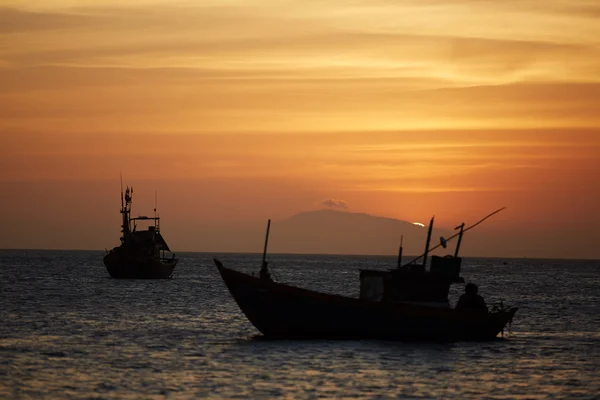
1, 0, 599, 258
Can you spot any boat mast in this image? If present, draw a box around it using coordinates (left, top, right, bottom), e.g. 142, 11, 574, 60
154, 190, 159, 231
397, 235, 403, 269
422, 216, 434, 268
119, 175, 133, 244
260, 219, 271, 280
454, 223, 465, 257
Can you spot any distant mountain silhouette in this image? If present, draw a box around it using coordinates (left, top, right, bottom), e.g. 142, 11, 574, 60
268, 209, 454, 256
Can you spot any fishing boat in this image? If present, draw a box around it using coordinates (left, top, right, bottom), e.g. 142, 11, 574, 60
103, 184, 178, 279
214, 210, 517, 341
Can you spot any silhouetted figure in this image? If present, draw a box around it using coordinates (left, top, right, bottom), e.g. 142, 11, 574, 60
456, 283, 488, 314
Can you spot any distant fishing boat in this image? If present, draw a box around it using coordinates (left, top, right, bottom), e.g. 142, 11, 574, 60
103, 183, 178, 279
214, 209, 517, 341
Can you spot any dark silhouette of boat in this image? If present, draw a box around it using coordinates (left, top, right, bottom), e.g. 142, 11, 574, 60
103, 184, 178, 279
214, 210, 517, 341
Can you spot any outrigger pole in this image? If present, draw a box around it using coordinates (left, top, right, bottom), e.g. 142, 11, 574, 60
402, 207, 506, 267
397, 235, 404, 269
260, 219, 271, 280
454, 222, 465, 258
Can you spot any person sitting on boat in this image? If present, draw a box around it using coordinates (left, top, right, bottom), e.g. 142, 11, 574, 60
455, 283, 488, 314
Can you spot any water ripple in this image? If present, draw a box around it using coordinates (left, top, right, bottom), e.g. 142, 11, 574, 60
0, 250, 599, 399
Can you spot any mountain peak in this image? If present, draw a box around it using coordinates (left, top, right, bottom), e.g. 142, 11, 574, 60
282, 209, 417, 226
269, 208, 445, 256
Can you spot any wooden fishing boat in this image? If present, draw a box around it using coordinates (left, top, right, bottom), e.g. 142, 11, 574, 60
214, 210, 517, 341
103, 184, 178, 279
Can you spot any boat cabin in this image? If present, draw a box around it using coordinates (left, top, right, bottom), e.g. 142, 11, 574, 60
360, 255, 464, 305
360, 216, 467, 306
118, 186, 175, 262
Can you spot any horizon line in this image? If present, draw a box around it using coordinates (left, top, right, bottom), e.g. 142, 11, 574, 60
1, 248, 597, 262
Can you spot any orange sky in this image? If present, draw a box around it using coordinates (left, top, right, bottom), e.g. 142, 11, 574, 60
1, 1, 599, 258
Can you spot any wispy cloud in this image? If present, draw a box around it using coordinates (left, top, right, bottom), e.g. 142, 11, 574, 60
320, 198, 349, 210
2, 2, 600, 83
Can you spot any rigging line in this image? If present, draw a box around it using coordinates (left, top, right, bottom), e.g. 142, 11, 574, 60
402, 207, 506, 267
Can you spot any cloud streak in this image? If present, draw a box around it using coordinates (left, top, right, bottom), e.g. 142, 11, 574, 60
2, 2, 599, 83
321, 198, 349, 210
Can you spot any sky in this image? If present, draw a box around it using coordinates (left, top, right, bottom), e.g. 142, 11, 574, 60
1, 0, 599, 258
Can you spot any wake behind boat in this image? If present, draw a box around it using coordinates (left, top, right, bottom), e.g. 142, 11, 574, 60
214, 210, 517, 341
103, 184, 178, 279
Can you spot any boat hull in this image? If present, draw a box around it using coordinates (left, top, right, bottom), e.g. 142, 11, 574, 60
216, 261, 517, 341
103, 247, 177, 279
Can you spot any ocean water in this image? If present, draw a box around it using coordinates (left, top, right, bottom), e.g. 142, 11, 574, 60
1, 250, 599, 399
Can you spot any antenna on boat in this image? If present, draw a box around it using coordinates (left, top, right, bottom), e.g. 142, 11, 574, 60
422, 216, 434, 268
154, 190, 158, 230
120, 172, 124, 210
397, 235, 403, 268
402, 207, 506, 267
260, 219, 272, 280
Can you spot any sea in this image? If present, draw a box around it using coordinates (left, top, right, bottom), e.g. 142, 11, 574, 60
1, 250, 599, 399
